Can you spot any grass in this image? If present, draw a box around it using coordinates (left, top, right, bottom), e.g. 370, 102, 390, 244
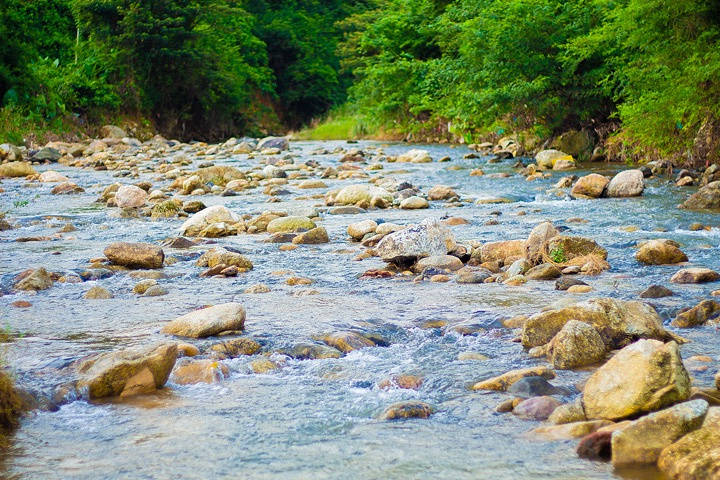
293, 115, 362, 141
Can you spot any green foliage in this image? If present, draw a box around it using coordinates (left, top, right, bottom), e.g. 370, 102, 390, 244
549, 247, 567, 264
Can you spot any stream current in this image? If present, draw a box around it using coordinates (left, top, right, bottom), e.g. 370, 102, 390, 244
1, 140, 719, 479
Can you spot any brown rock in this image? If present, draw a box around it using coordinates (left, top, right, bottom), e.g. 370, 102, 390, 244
671, 268, 720, 284
104, 242, 164, 269
162, 303, 246, 338
471, 366, 555, 391
636, 240, 688, 265
170, 359, 230, 385
672, 300, 720, 328
379, 401, 433, 420
583, 340, 691, 421
571, 174, 609, 199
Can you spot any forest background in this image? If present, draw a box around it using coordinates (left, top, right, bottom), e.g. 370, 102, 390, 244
1, 0, 719, 166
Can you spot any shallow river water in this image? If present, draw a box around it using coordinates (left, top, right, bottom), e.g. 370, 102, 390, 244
1, 140, 719, 479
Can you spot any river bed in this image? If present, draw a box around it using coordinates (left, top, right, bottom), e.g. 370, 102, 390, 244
1, 140, 718, 479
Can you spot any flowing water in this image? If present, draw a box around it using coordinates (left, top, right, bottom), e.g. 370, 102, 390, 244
1, 140, 718, 479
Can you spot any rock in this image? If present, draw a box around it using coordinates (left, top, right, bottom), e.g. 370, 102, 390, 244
555, 277, 588, 291
525, 222, 559, 265
636, 240, 688, 265
640, 285, 675, 298
257, 136, 289, 151
577, 430, 614, 460
548, 320, 606, 369
397, 149, 432, 163
571, 174, 609, 199
333, 184, 394, 206
479, 239, 525, 263
250, 358, 279, 374
348, 220, 378, 240
672, 300, 720, 327
0, 161, 36, 177
681, 181, 720, 210
671, 268, 720, 284
51, 182, 84, 195
546, 235, 607, 261
262, 165, 286, 179
414, 255, 463, 273
76, 343, 177, 399
606, 170, 645, 197
84, 286, 113, 299
14, 267, 53, 291
507, 376, 571, 397
522, 297, 679, 349
179, 205, 242, 237
151, 200, 181, 218
210, 338, 261, 358
162, 303, 246, 338
525, 263, 562, 280
583, 340, 691, 421
378, 374, 424, 390
553, 159, 577, 171
400, 196, 429, 209
536, 150, 575, 170
319, 332, 375, 353
376, 218, 456, 264
170, 359, 229, 385
197, 247, 253, 269
297, 179, 327, 189
549, 398, 587, 424
104, 242, 164, 269
292, 227, 329, 244
32, 147, 61, 162
114, 185, 147, 208
611, 399, 709, 467
144, 285, 168, 297
568, 285, 592, 293
471, 366, 555, 391
182, 200, 206, 214
100, 125, 127, 139
503, 274, 527, 286
38, 171, 69, 182
0, 143, 22, 161
456, 267, 492, 284
657, 407, 720, 480
379, 401, 433, 420
531, 420, 611, 441
512, 396, 562, 420
288, 343, 342, 360
266, 216, 316, 233
428, 185, 457, 200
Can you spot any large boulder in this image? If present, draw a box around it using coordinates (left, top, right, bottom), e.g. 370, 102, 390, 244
104, 242, 164, 269
681, 181, 720, 210
606, 169, 645, 197
636, 240, 688, 265
332, 184, 394, 206
525, 221, 559, 265
583, 340, 691, 421
179, 205, 242, 237
548, 320, 606, 369
658, 407, 720, 479
479, 239, 525, 264
611, 399, 708, 467
522, 297, 681, 349
546, 235, 607, 261
556, 130, 593, 158
161, 303, 246, 338
376, 218, 456, 264
571, 174, 609, 199
114, 185, 148, 208
76, 343, 177, 399
536, 150, 575, 170
38, 171, 69, 183
0, 161, 36, 178
257, 136, 289, 151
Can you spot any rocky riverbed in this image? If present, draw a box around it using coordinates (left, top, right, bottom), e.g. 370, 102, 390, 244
1, 132, 720, 479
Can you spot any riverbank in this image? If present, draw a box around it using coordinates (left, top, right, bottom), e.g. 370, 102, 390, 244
1, 132, 720, 478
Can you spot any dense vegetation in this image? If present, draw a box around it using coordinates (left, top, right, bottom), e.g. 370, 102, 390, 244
1, 0, 719, 164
